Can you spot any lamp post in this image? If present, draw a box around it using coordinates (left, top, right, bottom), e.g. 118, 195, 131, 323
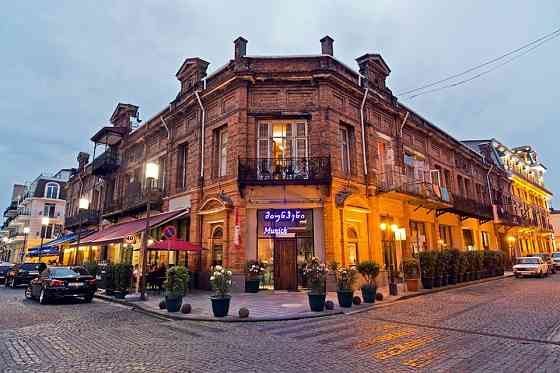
140, 161, 159, 301
74, 198, 90, 265
40, 217, 50, 263
507, 236, 516, 263
21, 227, 30, 263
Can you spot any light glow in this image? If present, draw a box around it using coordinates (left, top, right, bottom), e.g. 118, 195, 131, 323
41, 217, 50, 226
79, 198, 90, 210
145, 162, 159, 180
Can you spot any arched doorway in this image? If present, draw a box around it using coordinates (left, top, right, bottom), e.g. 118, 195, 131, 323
211, 226, 224, 267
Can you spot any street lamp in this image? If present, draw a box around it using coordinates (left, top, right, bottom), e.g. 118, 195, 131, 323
507, 236, 517, 260
21, 226, 30, 263
40, 217, 50, 263
140, 161, 159, 301
74, 197, 90, 265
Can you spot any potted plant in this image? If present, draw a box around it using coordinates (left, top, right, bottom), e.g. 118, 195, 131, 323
457, 252, 468, 283
484, 251, 496, 277
84, 261, 98, 277
447, 250, 459, 285
113, 264, 132, 299
303, 257, 328, 311
419, 251, 435, 289
496, 251, 505, 276
210, 265, 232, 317
433, 252, 442, 288
332, 263, 357, 308
356, 260, 380, 303
245, 260, 265, 293
164, 266, 189, 312
403, 257, 419, 292
441, 251, 450, 286
474, 251, 484, 280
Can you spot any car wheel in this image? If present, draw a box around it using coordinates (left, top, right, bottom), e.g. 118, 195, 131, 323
84, 294, 94, 303
39, 288, 49, 305
24, 287, 33, 299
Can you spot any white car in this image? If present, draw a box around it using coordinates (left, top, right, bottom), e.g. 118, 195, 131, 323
551, 252, 560, 270
513, 257, 548, 278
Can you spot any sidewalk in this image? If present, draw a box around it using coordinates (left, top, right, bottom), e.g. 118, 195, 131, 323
95, 272, 513, 322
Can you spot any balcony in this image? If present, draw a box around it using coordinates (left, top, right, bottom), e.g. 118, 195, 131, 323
103, 182, 162, 219
493, 204, 523, 226
238, 157, 331, 187
438, 194, 493, 223
64, 210, 100, 229
92, 151, 120, 176
375, 169, 452, 209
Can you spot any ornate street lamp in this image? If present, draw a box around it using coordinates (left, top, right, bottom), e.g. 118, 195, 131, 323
40, 217, 50, 263
74, 197, 90, 265
140, 161, 159, 301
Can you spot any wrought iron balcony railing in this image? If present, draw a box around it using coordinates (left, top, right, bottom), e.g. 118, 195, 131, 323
92, 150, 120, 176
375, 169, 452, 204
103, 182, 162, 217
238, 157, 331, 186
64, 210, 100, 229
452, 194, 493, 220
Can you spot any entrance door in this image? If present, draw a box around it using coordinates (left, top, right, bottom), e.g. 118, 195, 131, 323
273, 239, 297, 290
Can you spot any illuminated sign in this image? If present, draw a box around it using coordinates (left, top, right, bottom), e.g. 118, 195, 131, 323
263, 209, 306, 223
258, 209, 312, 237
264, 226, 288, 235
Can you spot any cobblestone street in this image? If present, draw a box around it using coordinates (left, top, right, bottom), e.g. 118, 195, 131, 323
2, 276, 560, 372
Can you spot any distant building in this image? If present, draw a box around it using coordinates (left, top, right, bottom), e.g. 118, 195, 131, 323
550, 209, 560, 251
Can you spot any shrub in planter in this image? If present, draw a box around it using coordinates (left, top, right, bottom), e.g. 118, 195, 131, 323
484, 251, 497, 277
356, 260, 380, 303
164, 266, 189, 313
181, 303, 192, 314
245, 260, 265, 293
458, 252, 468, 283
447, 250, 460, 285
303, 257, 328, 312
113, 264, 132, 299
210, 265, 232, 317
495, 251, 505, 275
103, 264, 115, 295
375, 292, 383, 301
332, 263, 357, 308
403, 257, 419, 292
419, 251, 435, 289
83, 262, 98, 277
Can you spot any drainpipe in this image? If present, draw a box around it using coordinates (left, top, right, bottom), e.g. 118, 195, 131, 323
486, 165, 494, 205
360, 87, 369, 179
399, 111, 409, 137
194, 91, 206, 178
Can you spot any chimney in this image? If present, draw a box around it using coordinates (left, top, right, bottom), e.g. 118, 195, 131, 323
356, 53, 391, 89
234, 37, 248, 60
320, 36, 334, 56
77, 152, 90, 171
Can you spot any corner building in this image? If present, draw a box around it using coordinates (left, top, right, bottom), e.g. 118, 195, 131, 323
65, 36, 550, 290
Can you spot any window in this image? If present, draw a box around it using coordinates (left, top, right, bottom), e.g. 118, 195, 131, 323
43, 203, 56, 218
177, 143, 188, 190
410, 221, 427, 253
211, 226, 224, 266
214, 126, 228, 177
340, 125, 352, 175
158, 157, 167, 192
462, 229, 475, 250
439, 224, 453, 248
40, 224, 55, 239
481, 231, 490, 250
45, 183, 59, 199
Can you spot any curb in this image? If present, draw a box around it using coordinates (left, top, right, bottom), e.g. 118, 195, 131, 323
95, 274, 513, 322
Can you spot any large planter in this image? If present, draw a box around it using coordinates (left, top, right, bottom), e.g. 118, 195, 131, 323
361, 285, 377, 303
433, 276, 442, 288
475, 271, 482, 280
337, 290, 354, 308
448, 273, 457, 285
441, 274, 449, 287
245, 278, 260, 293
421, 276, 434, 289
308, 293, 326, 312
165, 295, 183, 313
406, 278, 418, 292
210, 295, 231, 317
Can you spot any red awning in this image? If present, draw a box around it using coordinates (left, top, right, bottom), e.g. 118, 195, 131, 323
77, 209, 188, 246
148, 239, 202, 252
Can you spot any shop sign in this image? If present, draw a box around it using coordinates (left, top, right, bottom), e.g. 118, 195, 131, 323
263, 209, 306, 223
258, 209, 312, 237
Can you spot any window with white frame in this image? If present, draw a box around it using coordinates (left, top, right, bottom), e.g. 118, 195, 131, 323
214, 126, 228, 178
43, 203, 56, 218
45, 182, 59, 199
340, 125, 351, 175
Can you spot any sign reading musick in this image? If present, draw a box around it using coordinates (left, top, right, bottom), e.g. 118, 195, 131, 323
257, 209, 313, 237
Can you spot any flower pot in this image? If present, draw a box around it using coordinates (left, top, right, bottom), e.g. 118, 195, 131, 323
421, 276, 433, 289
337, 290, 354, 308
441, 274, 449, 287
433, 276, 442, 288
475, 271, 482, 280
406, 278, 418, 292
165, 295, 183, 313
467, 272, 473, 281
448, 274, 457, 285
308, 293, 326, 312
210, 295, 231, 317
361, 285, 377, 303
245, 278, 260, 293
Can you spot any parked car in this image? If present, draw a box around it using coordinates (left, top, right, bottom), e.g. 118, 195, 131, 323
25, 266, 96, 304
533, 253, 556, 274
513, 257, 548, 278
551, 252, 560, 270
5, 262, 47, 288
0, 262, 14, 284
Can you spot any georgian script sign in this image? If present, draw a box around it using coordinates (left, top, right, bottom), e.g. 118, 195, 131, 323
258, 209, 312, 237
263, 209, 306, 223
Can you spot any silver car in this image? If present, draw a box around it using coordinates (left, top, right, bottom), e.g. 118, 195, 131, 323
513, 257, 548, 278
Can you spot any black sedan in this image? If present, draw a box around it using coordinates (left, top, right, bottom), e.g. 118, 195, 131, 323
5, 262, 47, 288
25, 266, 97, 304
0, 262, 14, 284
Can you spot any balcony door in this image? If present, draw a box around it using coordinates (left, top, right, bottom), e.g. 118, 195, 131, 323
257, 121, 308, 180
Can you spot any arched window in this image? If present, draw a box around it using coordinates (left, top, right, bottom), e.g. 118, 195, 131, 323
211, 226, 224, 267
45, 183, 60, 199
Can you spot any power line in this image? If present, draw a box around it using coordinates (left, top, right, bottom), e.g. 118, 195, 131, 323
402, 31, 560, 99
396, 26, 560, 98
